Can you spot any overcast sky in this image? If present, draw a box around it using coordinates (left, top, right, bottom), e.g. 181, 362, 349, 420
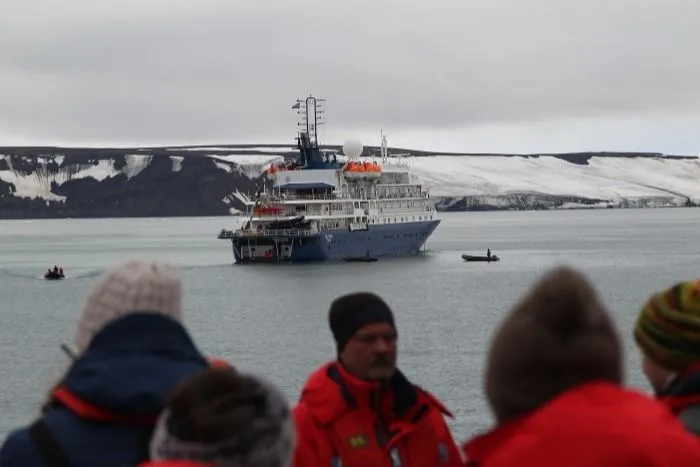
1, 0, 699, 154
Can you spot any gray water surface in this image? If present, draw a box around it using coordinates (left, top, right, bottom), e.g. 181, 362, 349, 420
1, 209, 698, 440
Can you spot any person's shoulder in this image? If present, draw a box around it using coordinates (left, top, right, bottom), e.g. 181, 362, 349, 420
414, 385, 454, 418
0, 423, 42, 466
678, 404, 700, 436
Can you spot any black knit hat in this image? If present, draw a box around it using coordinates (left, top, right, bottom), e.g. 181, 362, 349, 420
329, 292, 396, 352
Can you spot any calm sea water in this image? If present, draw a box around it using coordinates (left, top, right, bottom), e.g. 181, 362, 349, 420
1, 209, 698, 441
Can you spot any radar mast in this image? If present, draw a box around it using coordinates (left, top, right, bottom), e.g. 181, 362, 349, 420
293, 95, 326, 148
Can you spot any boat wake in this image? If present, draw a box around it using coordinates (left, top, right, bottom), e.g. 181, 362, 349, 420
0, 268, 105, 281
0, 262, 271, 281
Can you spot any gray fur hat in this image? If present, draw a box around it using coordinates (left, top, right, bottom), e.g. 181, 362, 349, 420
149, 370, 295, 467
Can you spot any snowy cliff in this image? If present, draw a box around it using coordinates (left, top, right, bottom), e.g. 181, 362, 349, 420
0, 145, 698, 219
408, 153, 700, 210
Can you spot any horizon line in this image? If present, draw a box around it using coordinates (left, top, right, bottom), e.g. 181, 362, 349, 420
0, 143, 696, 158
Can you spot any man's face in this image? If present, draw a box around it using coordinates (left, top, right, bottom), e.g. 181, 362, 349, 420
340, 322, 397, 381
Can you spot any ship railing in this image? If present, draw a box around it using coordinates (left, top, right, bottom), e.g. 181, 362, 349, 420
233, 227, 321, 238
274, 193, 347, 201
281, 193, 430, 201
380, 159, 413, 169
372, 194, 431, 201
377, 205, 435, 214
245, 192, 431, 207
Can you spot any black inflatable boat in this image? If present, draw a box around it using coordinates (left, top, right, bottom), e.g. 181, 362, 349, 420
462, 254, 500, 262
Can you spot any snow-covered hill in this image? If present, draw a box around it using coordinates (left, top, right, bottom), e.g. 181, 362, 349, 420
406, 154, 700, 210
206, 149, 700, 209
0, 145, 697, 218
410, 155, 700, 199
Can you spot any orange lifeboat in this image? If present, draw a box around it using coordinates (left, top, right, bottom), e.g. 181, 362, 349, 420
343, 160, 381, 180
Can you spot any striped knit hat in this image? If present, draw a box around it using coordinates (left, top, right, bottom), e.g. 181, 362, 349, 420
634, 279, 700, 371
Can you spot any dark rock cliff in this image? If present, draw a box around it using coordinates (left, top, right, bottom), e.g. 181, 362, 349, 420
0, 150, 260, 219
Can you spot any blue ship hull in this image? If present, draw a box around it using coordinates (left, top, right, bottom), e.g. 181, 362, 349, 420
231, 220, 440, 263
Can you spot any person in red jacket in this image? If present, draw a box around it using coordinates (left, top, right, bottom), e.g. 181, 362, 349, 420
292, 292, 463, 467
634, 279, 700, 435
462, 267, 700, 467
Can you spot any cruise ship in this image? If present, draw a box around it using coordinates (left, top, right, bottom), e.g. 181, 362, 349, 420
218, 96, 440, 263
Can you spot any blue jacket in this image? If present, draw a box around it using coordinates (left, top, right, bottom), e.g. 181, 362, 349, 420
0, 312, 209, 467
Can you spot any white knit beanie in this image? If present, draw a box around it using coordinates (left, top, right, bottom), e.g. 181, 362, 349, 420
75, 260, 183, 353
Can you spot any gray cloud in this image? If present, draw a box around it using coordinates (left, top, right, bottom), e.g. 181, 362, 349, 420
0, 0, 699, 148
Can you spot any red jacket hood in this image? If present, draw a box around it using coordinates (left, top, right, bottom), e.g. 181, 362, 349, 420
463, 381, 700, 466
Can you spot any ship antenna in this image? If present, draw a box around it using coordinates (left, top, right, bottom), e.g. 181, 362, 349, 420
381, 129, 388, 164
296, 95, 326, 148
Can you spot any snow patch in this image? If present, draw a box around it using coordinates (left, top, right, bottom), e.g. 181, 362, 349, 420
0, 170, 65, 201
0, 157, 65, 201
78, 160, 119, 181
170, 156, 184, 172
210, 154, 285, 178
214, 161, 232, 173
123, 154, 152, 178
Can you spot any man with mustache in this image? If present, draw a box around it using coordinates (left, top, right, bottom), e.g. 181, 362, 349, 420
292, 292, 463, 467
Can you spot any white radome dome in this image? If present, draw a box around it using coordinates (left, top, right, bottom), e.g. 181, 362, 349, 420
342, 139, 363, 160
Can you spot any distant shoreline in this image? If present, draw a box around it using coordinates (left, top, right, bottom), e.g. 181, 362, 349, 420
0, 144, 696, 161
0, 198, 696, 221
0, 148, 697, 221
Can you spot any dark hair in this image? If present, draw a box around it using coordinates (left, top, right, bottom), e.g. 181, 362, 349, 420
165, 367, 269, 443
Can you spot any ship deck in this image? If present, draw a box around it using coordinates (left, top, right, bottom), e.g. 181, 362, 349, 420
218, 228, 320, 240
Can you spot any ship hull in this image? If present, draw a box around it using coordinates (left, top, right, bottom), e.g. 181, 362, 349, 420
231, 220, 440, 263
